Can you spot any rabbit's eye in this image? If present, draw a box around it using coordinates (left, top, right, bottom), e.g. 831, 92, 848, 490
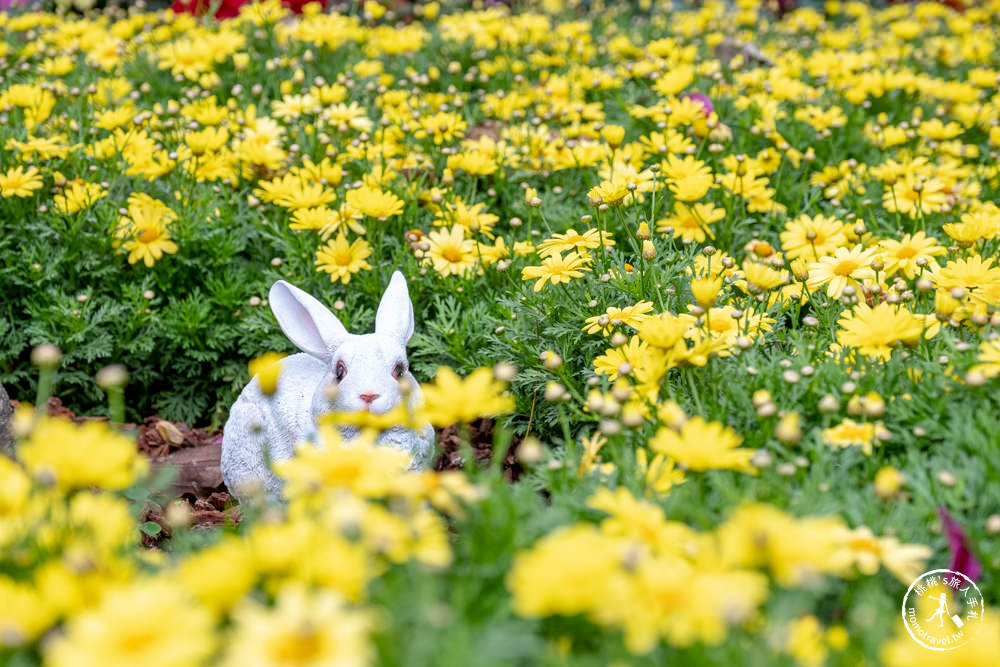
392, 362, 407, 379
335, 360, 347, 381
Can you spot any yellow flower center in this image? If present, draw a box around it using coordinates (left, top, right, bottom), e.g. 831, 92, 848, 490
442, 247, 463, 263
271, 630, 322, 663
895, 246, 917, 259
848, 536, 880, 554
709, 316, 734, 333
137, 228, 160, 244
833, 260, 859, 276
119, 630, 157, 654
334, 249, 354, 266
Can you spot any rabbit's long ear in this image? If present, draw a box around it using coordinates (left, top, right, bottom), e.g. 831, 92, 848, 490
269, 281, 348, 361
375, 271, 414, 345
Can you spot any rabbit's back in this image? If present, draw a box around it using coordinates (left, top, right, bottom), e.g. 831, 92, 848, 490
221, 353, 329, 499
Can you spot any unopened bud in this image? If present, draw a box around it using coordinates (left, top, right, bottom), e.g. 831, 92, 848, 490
96, 364, 129, 389
493, 362, 517, 382
31, 343, 62, 368
517, 437, 544, 464
544, 382, 566, 402
818, 394, 840, 412
775, 413, 802, 444
937, 470, 957, 487
541, 350, 562, 369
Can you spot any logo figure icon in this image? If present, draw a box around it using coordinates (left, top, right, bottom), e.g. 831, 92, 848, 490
926, 593, 949, 628
902, 569, 984, 651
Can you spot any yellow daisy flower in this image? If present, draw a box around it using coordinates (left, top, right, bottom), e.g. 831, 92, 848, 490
521, 251, 592, 292
315, 234, 373, 284
424, 225, 477, 277
0, 165, 44, 198
807, 245, 880, 299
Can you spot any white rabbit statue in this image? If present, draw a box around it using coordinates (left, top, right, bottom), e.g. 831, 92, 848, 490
221, 271, 435, 502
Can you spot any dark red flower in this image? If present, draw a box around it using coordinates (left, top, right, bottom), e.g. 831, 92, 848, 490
282, 0, 328, 14
937, 507, 982, 580
170, 0, 327, 19
170, 0, 250, 20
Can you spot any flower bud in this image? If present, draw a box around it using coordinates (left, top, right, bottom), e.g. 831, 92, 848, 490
965, 370, 986, 387
31, 343, 62, 368
96, 364, 129, 390
775, 412, 802, 444
601, 124, 625, 148
752, 390, 772, 408
937, 470, 957, 487
517, 437, 544, 464
493, 362, 517, 382
818, 394, 840, 413
874, 466, 904, 500
165, 501, 192, 529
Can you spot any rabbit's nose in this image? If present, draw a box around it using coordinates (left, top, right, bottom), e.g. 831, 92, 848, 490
359, 392, 379, 405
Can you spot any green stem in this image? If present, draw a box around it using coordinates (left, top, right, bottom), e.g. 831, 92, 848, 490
35, 367, 56, 417
685, 369, 705, 416
107, 387, 125, 425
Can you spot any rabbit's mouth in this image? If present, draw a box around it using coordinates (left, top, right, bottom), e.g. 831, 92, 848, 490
354, 402, 383, 415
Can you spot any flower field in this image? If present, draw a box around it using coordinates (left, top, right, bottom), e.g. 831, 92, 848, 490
2, 0, 1000, 664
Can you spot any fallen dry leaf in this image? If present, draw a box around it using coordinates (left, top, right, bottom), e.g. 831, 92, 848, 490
155, 419, 186, 446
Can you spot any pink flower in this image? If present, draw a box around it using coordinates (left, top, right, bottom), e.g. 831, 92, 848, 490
681, 92, 713, 117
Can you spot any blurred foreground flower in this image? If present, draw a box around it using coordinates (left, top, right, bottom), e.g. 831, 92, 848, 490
45, 579, 216, 667
881, 606, 1000, 667
420, 366, 514, 426
276, 425, 409, 499
650, 417, 755, 473
18, 418, 147, 491
249, 352, 286, 396
509, 490, 927, 654
221, 584, 372, 667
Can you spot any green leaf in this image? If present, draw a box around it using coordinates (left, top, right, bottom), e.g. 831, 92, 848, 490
140, 521, 162, 537
124, 486, 151, 502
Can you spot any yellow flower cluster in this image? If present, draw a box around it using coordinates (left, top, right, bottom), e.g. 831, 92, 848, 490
0, 413, 483, 665
1, 417, 146, 645
508, 488, 930, 655
3, 0, 1000, 661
